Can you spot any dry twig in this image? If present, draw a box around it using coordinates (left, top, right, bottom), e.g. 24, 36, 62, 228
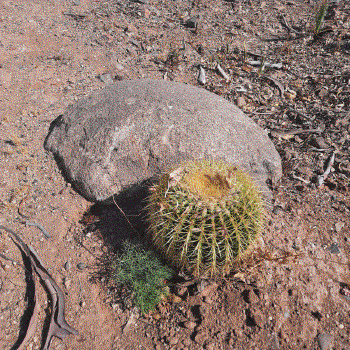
0, 225, 78, 350
112, 195, 141, 236
270, 127, 323, 140
216, 63, 230, 82
261, 75, 285, 96
317, 151, 335, 187
15, 219, 51, 238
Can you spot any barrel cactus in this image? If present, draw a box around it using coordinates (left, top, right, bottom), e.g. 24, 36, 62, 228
145, 159, 265, 277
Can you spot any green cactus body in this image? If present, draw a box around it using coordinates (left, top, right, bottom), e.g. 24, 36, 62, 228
146, 159, 265, 277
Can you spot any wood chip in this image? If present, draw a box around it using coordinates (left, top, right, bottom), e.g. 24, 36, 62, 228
317, 152, 335, 187
197, 65, 206, 85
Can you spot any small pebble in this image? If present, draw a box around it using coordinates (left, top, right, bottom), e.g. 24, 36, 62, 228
152, 312, 161, 320
185, 16, 198, 29
237, 96, 246, 108
168, 336, 179, 345
77, 262, 87, 270
310, 136, 328, 149
335, 222, 345, 233
171, 294, 182, 303
317, 332, 334, 350
98, 73, 113, 84
64, 260, 71, 271
183, 321, 197, 330
249, 289, 260, 304
115, 63, 124, 71
194, 331, 209, 346
177, 287, 187, 296
327, 243, 340, 254
197, 65, 206, 85
63, 278, 71, 289
272, 206, 283, 215
183, 339, 191, 346
197, 279, 210, 294
205, 343, 215, 350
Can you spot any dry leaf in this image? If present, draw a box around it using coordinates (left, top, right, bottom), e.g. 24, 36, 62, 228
169, 167, 184, 187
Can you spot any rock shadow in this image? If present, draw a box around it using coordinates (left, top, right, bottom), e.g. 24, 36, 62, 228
83, 178, 156, 254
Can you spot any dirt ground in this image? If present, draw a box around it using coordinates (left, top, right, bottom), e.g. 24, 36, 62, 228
0, 0, 350, 349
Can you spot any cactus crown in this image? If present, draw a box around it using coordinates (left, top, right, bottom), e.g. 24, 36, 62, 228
146, 159, 265, 277
183, 163, 230, 200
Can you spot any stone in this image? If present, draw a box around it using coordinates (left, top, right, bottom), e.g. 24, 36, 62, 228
131, 0, 149, 4
44, 79, 282, 203
247, 289, 260, 304
176, 287, 187, 297
318, 88, 328, 99
98, 73, 114, 84
184, 16, 199, 29
0, 69, 12, 87
63, 277, 71, 289
327, 242, 340, 254
77, 262, 87, 270
205, 342, 215, 350
317, 332, 334, 350
269, 333, 280, 350
335, 222, 345, 233
183, 321, 197, 330
152, 312, 161, 320
64, 260, 71, 271
168, 336, 179, 345
170, 294, 182, 303
194, 331, 208, 346
237, 96, 246, 108
183, 338, 191, 346
310, 136, 328, 149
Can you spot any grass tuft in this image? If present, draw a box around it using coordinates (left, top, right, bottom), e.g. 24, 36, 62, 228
111, 241, 173, 314
314, 0, 329, 37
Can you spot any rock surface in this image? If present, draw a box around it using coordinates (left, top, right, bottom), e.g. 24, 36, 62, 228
44, 79, 282, 202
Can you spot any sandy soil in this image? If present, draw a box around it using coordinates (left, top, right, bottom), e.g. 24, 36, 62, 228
0, 1, 350, 349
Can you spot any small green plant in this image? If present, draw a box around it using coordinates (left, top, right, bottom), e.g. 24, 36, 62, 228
111, 241, 173, 314
314, 0, 329, 37
165, 48, 181, 67
146, 159, 265, 278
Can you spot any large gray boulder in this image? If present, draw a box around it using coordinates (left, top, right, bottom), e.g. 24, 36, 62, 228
44, 79, 281, 203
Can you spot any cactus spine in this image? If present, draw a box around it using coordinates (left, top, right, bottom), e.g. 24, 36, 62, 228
146, 159, 264, 277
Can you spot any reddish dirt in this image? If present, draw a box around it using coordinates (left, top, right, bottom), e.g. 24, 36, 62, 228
1, 1, 350, 350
